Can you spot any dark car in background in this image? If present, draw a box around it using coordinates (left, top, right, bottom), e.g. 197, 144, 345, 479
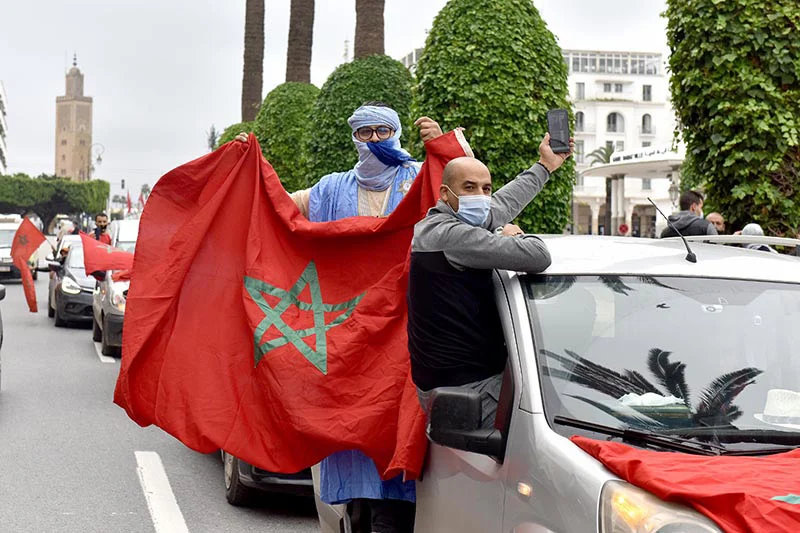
222, 451, 313, 506
46, 244, 96, 327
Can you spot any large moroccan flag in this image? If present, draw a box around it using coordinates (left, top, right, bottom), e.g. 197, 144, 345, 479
114, 132, 471, 480
572, 436, 800, 531
11, 218, 46, 313
79, 232, 134, 275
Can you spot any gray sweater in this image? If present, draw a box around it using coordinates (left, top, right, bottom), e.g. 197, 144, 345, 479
410, 162, 553, 272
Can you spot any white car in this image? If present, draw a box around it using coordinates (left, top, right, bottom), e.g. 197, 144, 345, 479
315, 234, 800, 533
0, 214, 39, 280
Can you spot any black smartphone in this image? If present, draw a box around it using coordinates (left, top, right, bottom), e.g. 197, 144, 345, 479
546, 108, 571, 154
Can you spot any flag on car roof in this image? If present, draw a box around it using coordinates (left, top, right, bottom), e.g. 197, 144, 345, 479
126, 191, 133, 214
114, 132, 469, 480
11, 218, 46, 313
572, 436, 800, 532
79, 232, 134, 275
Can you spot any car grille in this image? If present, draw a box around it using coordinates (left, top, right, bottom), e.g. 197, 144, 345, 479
65, 303, 93, 317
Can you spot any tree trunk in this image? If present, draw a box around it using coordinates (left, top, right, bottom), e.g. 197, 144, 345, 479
241, 0, 265, 121
604, 177, 612, 236
354, 0, 385, 59
285, 0, 315, 83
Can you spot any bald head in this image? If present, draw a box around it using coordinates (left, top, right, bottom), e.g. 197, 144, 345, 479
706, 212, 725, 233
440, 157, 493, 212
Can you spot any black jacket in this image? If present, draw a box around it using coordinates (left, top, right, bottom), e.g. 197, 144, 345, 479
660, 211, 717, 238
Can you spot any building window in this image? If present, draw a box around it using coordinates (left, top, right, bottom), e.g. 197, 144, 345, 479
642, 114, 653, 134
642, 141, 652, 147
642, 178, 652, 191
614, 83, 623, 93
80, 139, 86, 146
643, 85, 652, 101
575, 140, 585, 163
576, 82, 585, 100
607, 112, 624, 133
606, 141, 614, 151
575, 111, 585, 132
61, 155, 66, 161
60, 169, 67, 176
572, 57, 579, 72
60, 139, 67, 146
603, 83, 612, 93
576, 173, 584, 187
616, 140, 625, 152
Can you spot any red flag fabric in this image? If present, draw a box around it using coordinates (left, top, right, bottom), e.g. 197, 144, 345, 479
572, 436, 800, 532
114, 132, 469, 480
11, 218, 46, 313
79, 232, 134, 274
126, 191, 133, 214
112, 269, 132, 282
138, 192, 145, 208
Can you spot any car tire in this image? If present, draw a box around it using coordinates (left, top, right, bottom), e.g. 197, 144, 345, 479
54, 300, 67, 328
48, 295, 55, 318
92, 315, 102, 342
223, 452, 257, 507
100, 315, 121, 357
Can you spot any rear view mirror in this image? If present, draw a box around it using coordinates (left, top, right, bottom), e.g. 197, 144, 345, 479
428, 387, 505, 459
0, 284, 5, 301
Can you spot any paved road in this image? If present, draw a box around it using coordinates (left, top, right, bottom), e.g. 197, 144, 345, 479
0, 276, 319, 532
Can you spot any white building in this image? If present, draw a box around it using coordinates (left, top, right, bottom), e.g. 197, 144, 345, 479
0, 81, 8, 174
565, 49, 679, 237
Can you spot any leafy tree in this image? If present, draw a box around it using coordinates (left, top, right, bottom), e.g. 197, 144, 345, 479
307, 55, 413, 180
254, 82, 320, 192
286, 0, 315, 83
242, 0, 265, 121
666, 1, 800, 235
141, 183, 151, 200
216, 122, 254, 148
206, 125, 219, 152
412, 0, 574, 233
0, 174, 109, 230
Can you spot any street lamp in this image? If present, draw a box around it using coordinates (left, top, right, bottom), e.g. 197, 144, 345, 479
89, 143, 105, 179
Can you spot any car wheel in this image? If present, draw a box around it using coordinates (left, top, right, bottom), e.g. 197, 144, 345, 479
48, 295, 55, 318
92, 315, 102, 342
54, 299, 67, 328
100, 315, 121, 357
223, 452, 257, 507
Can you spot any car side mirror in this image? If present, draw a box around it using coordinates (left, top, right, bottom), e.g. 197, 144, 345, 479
47, 261, 62, 273
91, 271, 107, 282
45, 253, 55, 262
428, 387, 504, 459
0, 284, 5, 301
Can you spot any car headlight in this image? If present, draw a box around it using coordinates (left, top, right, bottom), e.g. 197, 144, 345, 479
61, 276, 81, 295
601, 481, 722, 533
110, 281, 128, 312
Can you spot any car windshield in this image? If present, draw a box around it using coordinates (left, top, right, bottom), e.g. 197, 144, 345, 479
116, 241, 136, 254
526, 275, 800, 447
0, 229, 16, 247
67, 246, 84, 269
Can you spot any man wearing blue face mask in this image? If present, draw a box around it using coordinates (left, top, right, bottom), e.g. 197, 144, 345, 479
408, 134, 573, 429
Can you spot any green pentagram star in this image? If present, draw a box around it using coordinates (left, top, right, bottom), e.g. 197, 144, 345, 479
17, 235, 28, 247
244, 261, 365, 375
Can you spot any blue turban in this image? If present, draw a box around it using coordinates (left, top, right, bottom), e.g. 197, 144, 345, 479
347, 105, 415, 190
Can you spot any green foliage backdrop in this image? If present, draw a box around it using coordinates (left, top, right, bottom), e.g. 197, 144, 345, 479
412, 0, 574, 233
0, 174, 110, 228
307, 55, 414, 180
216, 122, 254, 148
254, 82, 320, 192
666, 0, 800, 235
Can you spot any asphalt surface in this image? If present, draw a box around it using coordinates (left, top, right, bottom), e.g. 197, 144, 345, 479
0, 274, 319, 533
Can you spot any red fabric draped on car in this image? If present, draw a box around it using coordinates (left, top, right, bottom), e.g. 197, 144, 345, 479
11, 218, 46, 312
114, 132, 470, 480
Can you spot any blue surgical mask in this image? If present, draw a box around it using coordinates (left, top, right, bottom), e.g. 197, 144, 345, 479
445, 186, 491, 226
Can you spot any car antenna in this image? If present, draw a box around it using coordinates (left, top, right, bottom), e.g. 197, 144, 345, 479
648, 197, 697, 263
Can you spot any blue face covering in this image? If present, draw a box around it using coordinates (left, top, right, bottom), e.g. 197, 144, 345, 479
445, 185, 491, 226
348, 105, 415, 191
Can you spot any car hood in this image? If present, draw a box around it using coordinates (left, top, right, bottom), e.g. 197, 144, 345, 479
0, 247, 10, 259
66, 266, 96, 290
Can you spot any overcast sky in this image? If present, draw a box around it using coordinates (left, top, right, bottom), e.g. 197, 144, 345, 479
1, 0, 668, 197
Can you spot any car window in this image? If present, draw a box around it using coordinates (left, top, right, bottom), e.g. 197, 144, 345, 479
116, 241, 136, 254
526, 275, 800, 450
66, 246, 84, 268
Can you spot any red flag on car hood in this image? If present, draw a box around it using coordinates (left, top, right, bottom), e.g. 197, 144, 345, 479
80, 232, 134, 275
11, 218, 46, 312
572, 436, 800, 532
113, 132, 470, 480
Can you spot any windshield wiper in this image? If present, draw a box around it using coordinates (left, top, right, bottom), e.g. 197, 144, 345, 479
553, 415, 723, 456
654, 426, 800, 454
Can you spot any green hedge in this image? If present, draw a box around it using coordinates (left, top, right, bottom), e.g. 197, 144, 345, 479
666, 0, 800, 235
411, 0, 574, 233
0, 173, 110, 228
307, 55, 414, 180
216, 122, 254, 148
254, 82, 320, 192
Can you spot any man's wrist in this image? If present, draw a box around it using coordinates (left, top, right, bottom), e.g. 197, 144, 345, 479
535, 161, 553, 175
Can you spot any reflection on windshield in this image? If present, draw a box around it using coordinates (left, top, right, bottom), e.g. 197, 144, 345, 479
526, 275, 800, 438
117, 241, 136, 254
67, 247, 84, 269
0, 229, 15, 247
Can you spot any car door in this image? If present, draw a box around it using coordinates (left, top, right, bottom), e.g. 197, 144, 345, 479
414, 273, 521, 533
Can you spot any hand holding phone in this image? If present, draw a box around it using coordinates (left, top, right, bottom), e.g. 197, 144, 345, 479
546, 108, 571, 154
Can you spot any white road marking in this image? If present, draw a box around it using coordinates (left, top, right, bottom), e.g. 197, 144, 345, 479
135, 451, 190, 533
93, 341, 117, 363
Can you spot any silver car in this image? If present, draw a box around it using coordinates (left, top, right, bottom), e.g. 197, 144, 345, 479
316, 235, 800, 533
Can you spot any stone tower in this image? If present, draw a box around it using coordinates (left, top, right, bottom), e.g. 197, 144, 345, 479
55, 54, 93, 181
